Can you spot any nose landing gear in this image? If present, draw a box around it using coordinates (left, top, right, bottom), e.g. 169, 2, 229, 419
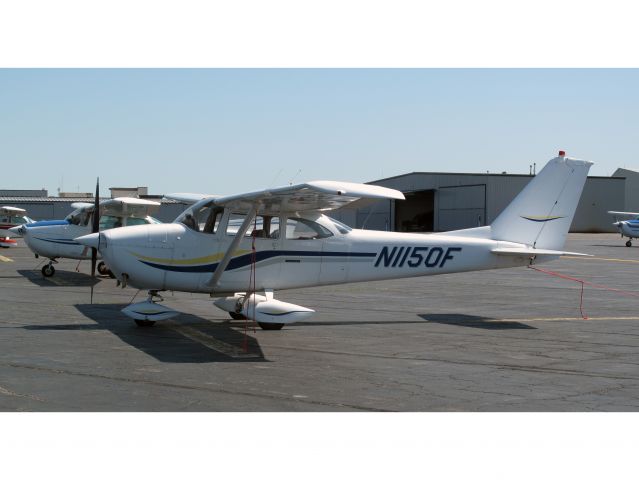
41, 260, 58, 277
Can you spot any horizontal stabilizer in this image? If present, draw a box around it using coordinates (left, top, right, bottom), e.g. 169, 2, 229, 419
491, 247, 590, 257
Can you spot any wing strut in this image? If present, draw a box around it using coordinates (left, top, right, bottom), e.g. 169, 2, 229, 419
206, 204, 258, 290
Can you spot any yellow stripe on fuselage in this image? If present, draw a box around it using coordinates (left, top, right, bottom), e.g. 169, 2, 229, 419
129, 249, 251, 266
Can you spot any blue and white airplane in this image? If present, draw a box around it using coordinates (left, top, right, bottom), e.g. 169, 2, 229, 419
76, 151, 593, 330
11, 197, 161, 276
608, 211, 639, 247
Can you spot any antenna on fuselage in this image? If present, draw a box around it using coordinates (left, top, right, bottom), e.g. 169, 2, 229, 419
288, 169, 302, 185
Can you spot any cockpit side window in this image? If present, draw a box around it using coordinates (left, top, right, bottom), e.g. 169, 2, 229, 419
179, 201, 222, 234
202, 207, 224, 234
99, 215, 123, 230
66, 210, 91, 226
125, 217, 149, 226
285, 217, 333, 240
226, 214, 280, 239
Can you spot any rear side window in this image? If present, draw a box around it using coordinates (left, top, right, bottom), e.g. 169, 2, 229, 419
285, 218, 333, 240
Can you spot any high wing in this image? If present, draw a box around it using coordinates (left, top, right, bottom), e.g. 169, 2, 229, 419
0, 206, 27, 215
101, 197, 161, 217
608, 210, 639, 219
71, 198, 161, 217
164, 193, 219, 205
210, 180, 405, 215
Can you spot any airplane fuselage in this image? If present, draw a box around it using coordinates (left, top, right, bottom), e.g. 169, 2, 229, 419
97, 213, 533, 294
20, 221, 96, 260
617, 220, 639, 239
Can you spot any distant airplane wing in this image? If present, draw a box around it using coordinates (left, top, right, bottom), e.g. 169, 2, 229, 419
0, 206, 27, 215
164, 193, 219, 204
608, 210, 639, 218
70, 202, 95, 211
212, 181, 405, 215
100, 197, 161, 217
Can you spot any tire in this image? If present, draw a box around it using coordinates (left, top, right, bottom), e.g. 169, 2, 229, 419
134, 319, 156, 327
97, 262, 108, 275
257, 322, 285, 331
626, 240, 632, 247
229, 312, 247, 320
42, 264, 55, 277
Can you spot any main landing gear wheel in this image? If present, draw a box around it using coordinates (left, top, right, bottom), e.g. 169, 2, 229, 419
134, 319, 156, 327
229, 312, 247, 320
257, 322, 285, 331
97, 261, 108, 275
41, 264, 55, 277
626, 240, 632, 247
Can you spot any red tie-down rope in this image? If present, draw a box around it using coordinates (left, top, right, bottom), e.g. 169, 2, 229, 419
244, 216, 258, 352
527, 264, 639, 320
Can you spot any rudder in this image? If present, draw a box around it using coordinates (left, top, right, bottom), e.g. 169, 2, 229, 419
490, 152, 593, 250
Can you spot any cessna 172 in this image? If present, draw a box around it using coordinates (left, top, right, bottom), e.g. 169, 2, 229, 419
76, 152, 592, 330
11, 197, 161, 276
608, 211, 639, 247
0, 206, 34, 247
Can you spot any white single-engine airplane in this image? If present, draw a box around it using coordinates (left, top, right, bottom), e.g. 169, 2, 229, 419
1, 206, 34, 248
76, 152, 592, 329
12, 197, 161, 276
607, 211, 639, 247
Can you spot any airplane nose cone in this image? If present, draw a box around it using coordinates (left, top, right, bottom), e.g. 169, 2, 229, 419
613, 221, 623, 228
75, 232, 100, 249
8, 226, 24, 236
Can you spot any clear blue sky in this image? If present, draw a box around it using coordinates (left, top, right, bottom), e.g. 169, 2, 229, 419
1, 69, 638, 196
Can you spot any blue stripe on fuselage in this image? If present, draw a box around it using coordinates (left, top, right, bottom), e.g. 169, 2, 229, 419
139, 250, 376, 273
33, 237, 79, 245
26, 220, 69, 228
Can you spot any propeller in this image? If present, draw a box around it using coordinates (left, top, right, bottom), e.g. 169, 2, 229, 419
90, 177, 100, 304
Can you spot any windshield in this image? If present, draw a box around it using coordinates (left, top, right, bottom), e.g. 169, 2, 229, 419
327, 216, 352, 234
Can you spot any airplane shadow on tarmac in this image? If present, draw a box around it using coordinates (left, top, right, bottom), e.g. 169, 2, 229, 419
418, 313, 536, 330
24, 303, 266, 363
17, 269, 101, 287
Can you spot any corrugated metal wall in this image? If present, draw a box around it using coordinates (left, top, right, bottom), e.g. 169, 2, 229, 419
333, 173, 624, 233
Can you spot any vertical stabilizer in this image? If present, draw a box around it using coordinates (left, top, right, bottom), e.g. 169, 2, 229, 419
490, 152, 593, 250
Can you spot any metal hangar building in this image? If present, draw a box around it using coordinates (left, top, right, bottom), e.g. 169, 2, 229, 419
333, 170, 627, 234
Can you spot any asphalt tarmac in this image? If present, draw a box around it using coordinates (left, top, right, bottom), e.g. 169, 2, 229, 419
2, 233, 639, 411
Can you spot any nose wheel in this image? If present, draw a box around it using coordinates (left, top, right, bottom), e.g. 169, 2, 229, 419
41, 262, 56, 277
626, 240, 632, 247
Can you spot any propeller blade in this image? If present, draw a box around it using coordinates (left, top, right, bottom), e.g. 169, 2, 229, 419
90, 177, 100, 304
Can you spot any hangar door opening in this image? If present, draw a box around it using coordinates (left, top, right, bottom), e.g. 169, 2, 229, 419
437, 184, 486, 231
394, 190, 434, 232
